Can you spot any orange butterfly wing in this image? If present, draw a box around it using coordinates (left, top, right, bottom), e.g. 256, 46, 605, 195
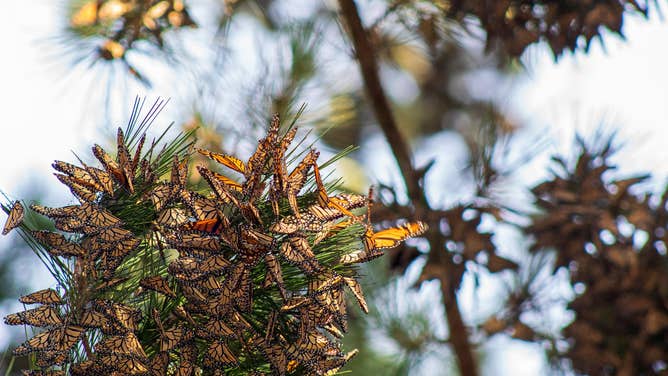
2, 201, 24, 235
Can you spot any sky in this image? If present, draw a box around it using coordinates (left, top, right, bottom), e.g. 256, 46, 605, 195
1, 1, 668, 374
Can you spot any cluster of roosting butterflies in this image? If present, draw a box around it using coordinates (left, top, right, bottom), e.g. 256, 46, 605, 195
525, 144, 668, 375
68, 0, 196, 84
2, 114, 426, 375
439, 0, 649, 57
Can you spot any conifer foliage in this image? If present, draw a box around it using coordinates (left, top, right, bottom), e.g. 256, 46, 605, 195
1, 100, 426, 375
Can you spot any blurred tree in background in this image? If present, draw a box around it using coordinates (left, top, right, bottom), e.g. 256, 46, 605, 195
2, 0, 666, 375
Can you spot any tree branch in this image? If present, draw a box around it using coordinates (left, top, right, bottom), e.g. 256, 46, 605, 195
337, 1, 479, 375
336, 0, 422, 206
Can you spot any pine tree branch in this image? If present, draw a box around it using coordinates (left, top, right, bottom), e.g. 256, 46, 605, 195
337, 1, 479, 375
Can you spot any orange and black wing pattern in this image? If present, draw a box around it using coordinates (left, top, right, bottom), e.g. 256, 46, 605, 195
2, 201, 24, 235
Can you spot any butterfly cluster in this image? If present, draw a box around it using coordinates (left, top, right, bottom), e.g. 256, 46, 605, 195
438, 0, 648, 58
2, 113, 426, 375
68, 0, 196, 84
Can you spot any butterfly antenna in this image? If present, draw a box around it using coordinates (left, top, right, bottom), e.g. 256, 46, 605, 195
366, 186, 374, 227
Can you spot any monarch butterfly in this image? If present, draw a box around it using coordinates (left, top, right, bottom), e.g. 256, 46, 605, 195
328, 289, 347, 330
55, 174, 98, 203
229, 310, 252, 331
52, 161, 105, 193
53, 216, 85, 233
200, 254, 231, 274
171, 155, 188, 187
264, 310, 279, 343
99, 353, 149, 375
310, 283, 346, 328
287, 359, 300, 372
105, 237, 140, 258
271, 127, 298, 190
85, 164, 115, 195
93, 300, 141, 332
19, 288, 63, 305
239, 201, 263, 225
79, 310, 113, 333
343, 277, 368, 314
30, 204, 79, 219
197, 166, 241, 206
203, 340, 238, 368
4, 305, 63, 327
339, 248, 383, 265
263, 342, 288, 375
181, 342, 199, 363
312, 219, 354, 245
177, 233, 222, 251
279, 237, 322, 275
307, 193, 366, 222
172, 305, 197, 327
169, 257, 204, 281
149, 352, 169, 376
139, 276, 176, 298
109, 303, 142, 332
35, 350, 69, 367
296, 329, 332, 353
98, 254, 124, 276
69, 360, 97, 376
57, 325, 86, 351
196, 319, 235, 339
92, 144, 126, 187
32, 231, 67, 247
323, 323, 344, 339
222, 266, 252, 312
245, 116, 278, 181
279, 241, 310, 274
13, 331, 53, 356
198, 275, 223, 292
363, 221, 427, 251
263, 254, 287, 300
156, 207, 188, 227
160, 324, 193, 352
268, 216, 299, 234
95, 227, 134, 243
240, 226, 274, 249
310, 284, 339, 310
322, 349, 359, 376
307, 205, 347, 223
210, 170, 242, 192
268, 185, 283, 218
180, 190, 220, 220
49, 241, 86, 258
205, 288, 233, 317
269, 127, 298, 215
95, 333, 146, 358
286, 149, 319, 216
130, 133, 146, 174
116, 128, 133, 170
312, 162, 358, 218
2, 201, 24, 235
270, 212, 327, 235
79, 204, 122, 228
197, 149, 247, 175
174, 360, 194, 376
236, 287, 253, 314
185, 217, 228, 235
21, 369, 66, 376
148, 183, 178, 211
